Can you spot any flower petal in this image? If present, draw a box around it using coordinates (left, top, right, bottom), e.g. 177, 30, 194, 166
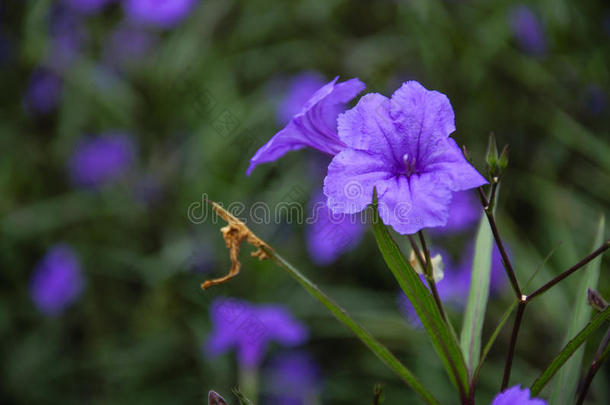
377, 172, 453, 235
324, 149, 393, 214
390, 80, 456, 142
247, 77, 365, 175
422, 137, 487, 191
337, 93, 401, 166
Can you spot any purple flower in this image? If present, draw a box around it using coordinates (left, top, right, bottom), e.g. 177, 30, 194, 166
509, 5, 547, 56
205, 298, 308, 369
24, 68, 63, 115
277, 72, 326, 125
306, 190, 366, 266
30, 244, 84, 316
124, 0, 197, 29
68, 132, 136, 188
263, 351, 321, 404
492, 385, 546, 405
247, 77, 366, 175
63, 0, 114, 14
324, 81, 487, 235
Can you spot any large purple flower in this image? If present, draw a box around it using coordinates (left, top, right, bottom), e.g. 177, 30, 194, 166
247, 77, 366, 175
124, 0, 197, 29
68, 132, 136, 188
205, 298, 308, 369
277, 72, 326, 125
306, 189, 366, 266
508, 5, 547, 56
492, 385, 546, 405
30, 244, 85, 316
324, 81, 487, 235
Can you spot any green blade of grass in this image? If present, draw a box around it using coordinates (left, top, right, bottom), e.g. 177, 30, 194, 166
550, 215, 605, 405
370, 192, 469, 400
460, 213, 494, 374
531, 305, 610, 396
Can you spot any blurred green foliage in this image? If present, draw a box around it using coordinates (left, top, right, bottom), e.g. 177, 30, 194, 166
0, 0, 608, 403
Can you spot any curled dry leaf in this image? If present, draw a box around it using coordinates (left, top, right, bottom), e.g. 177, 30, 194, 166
201, 201, 271, 290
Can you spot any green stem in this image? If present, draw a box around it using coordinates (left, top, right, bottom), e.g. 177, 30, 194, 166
264, 247, 440, 405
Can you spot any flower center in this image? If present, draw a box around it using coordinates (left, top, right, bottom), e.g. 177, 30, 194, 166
403, 153, 418, 176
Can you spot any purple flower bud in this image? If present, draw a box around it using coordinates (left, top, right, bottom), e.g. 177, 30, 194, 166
30, 244, 84, 316
68, 132, 136, 188
124, 0, 197, 29
509, 5, 547, 56
24, 68, 63, 115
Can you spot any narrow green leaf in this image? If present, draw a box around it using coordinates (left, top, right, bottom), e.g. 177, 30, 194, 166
550, 215, 605, 405
370, 193, 469, 399
531, 305, 610, 396
265, 249, 439, 405
460, 213, 494, 373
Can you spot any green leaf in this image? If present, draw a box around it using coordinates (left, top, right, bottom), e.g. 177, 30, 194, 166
265, 250, 439, 405
550, 215, 605, 404
531, 305, 610, 396
370, 192, 469, 399
460, 213, 494, 374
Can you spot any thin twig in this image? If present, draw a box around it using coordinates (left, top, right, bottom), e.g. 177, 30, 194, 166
477, 187, 522, 299
576, 326, 610, 405
526, 241, 610, 302
417, 231, 447, 321
502, 300, 527, 389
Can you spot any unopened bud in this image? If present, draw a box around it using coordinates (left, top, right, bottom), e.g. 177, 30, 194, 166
587, 288, 608, 312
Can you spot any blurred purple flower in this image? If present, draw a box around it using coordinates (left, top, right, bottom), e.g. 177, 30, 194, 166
30, 244, 84, 316
399, 243, 507, 327
63, 0, 114, 14
509, 5, 547, 56
433, 190, 480, 234
306, 190, 366, 266
324, 81, 487, 235
104, 25, 157, 69
24, 68, 63, 115
205, 298, 308, 369
68, 132, 136, 188
247, 77, 366, 175
263, 351, 321, 404
277, 72, 326, 125
492, 385, 546, 405
124, 0, 197, 29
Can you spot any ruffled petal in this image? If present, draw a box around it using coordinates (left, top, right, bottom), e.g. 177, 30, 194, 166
337, 93, 402, 168
377, 172, 453, 235
247, 77, 365, 175
324, 149, 394, 214
421, 137, 487, 191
